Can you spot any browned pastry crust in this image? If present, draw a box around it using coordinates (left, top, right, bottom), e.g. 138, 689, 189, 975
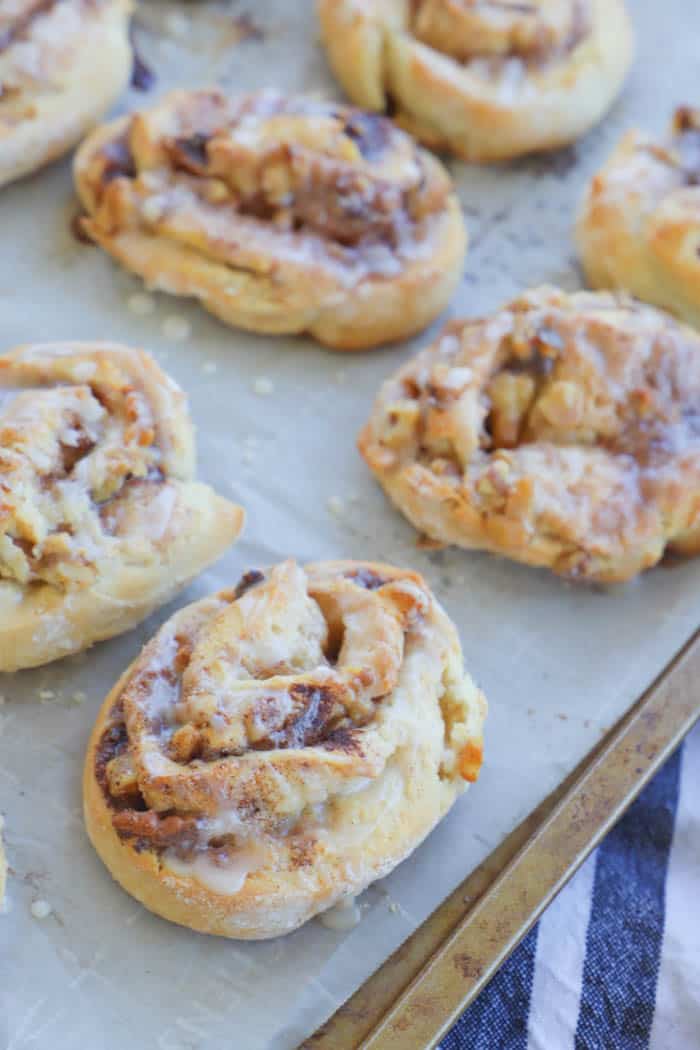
359, 287, 700, 583
0, 343, 244, 670
577, 107, 700, 330
317, 0, 634, 162
73, 90, 467, 350
0, 0, 132, 187
83, 559, 486, 939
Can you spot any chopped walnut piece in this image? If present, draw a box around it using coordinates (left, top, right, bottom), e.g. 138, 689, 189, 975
487, 372, 536, 447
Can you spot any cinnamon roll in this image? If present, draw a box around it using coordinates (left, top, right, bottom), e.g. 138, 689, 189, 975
359, 287, 700, 583
73, 90, 466, 350
83, 559, 486, 939
577, 107, 700, 330
0, 343, 244, 671
0, 0, 132, 188
317, 0, 634, 162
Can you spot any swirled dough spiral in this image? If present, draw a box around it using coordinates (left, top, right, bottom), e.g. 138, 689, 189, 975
359, 286, 700, 582
577, 107, 700, 330
318, 0, 633, 161
83, 559, 486, 939
73, 89, 466, 350
0, 343, 244, 670
0, 0, 132, 187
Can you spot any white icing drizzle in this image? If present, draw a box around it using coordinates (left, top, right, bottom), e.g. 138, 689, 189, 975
318, 896, 362, 932
164, 841, 266, 896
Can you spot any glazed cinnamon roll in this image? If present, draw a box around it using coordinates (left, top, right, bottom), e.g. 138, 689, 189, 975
0, 0, 132, 188
359, 287, 700, 583
73, 90, 466, 350
577, 107, 700, 330
317, 0, 634, 162
83, 560, 486, 939
0, 343, 244, 671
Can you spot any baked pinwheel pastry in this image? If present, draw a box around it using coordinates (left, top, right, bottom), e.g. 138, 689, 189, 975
0, 343, 244, 672
73, 90, 466, 350
0, 0, 132, 188
359, 287, 700, 583
577, 107, 700, 330
84, 559, 486, 939
317, 0, 634, 162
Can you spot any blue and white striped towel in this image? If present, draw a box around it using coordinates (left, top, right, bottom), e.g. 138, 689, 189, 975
442, 722, 700, 1049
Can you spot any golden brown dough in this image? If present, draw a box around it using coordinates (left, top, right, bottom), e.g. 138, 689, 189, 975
577, 107, 700, 330
0, 0, 132, 188
0, 343, 244, 671
73, 89, 466, 350
83, 559, 486, 939
317, 0, 634, 162
359, 287, 700, 583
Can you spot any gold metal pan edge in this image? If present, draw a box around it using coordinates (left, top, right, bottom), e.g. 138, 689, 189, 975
304, 628, 700, 1050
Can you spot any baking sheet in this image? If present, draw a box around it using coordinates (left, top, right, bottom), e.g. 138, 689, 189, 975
1, 2, 699, 1047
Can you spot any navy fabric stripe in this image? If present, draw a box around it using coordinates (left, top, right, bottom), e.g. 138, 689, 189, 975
574, 745, 683, 1050
441, 923, 539, 1050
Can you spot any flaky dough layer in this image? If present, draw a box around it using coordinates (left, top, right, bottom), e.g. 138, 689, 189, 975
84, 560, 486, 939
0, 343, 243, 670
359, 287, 700, 583
0, 0, 132, 188
577, 107, 700, 330
73, 90, 466, 350
318, 0, 633, 162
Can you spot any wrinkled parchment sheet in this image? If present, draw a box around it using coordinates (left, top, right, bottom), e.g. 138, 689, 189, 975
1, 2, 699, 1047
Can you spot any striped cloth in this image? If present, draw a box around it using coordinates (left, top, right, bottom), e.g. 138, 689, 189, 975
442, 723, 700, 1050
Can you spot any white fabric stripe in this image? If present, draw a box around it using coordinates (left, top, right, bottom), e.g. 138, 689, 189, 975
648, 722, 700, 1050
525, 851, 597, 1050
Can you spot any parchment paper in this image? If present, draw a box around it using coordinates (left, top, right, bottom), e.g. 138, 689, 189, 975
1, 2, 699, 1047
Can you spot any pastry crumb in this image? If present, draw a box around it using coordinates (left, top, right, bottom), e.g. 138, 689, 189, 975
327, 496, 345, 517
252, 377, 274, 396
127, 292, 155, 317
71, 691, 87, 705
165, 11, 188, 36
162, 316, 192, 341
38, 689, 55, 701
141, 198, 164, 225
30, 899, 52, 920
202, 362, 218, 375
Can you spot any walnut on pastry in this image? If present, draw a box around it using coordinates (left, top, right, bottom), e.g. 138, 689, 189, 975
0, 0, 132, 188
0, 343, 244, 671
83, 559, 486, 939
359, 286, 700, 583
317, 0, 634, 162
73, 89, 467, 351
577, 107, 700, 330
